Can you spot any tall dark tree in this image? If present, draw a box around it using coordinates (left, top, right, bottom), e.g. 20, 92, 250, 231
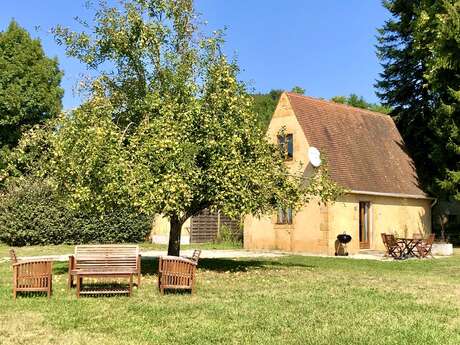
377, 0, 459, 200
414, 0, 460, 201
0, 20, 63, 169
376, 0, 436, 192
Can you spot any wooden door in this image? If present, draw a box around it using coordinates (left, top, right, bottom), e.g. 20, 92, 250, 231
359, 202, 371, 249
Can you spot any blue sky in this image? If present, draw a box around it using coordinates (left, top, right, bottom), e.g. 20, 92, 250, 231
1, 1, 389, 110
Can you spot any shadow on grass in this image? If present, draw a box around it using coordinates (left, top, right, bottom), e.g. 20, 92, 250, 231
141, 257, 316, 275
53, 257, 317, 276
13, 291, 50, 299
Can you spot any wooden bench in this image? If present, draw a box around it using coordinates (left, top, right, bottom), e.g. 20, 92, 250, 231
10, 249, 53, 299
68, 245, 141, 298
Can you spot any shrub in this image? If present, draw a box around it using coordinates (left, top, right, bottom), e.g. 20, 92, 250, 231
215, 224, 243, 245
0, 180, 151, 246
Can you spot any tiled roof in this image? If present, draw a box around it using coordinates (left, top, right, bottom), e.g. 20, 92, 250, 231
286, 92, 428, 197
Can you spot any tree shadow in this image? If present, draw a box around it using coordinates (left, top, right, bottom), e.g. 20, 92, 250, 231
14, 291, 50, 299
53, 256, 317, 277
141, 257, 316, 275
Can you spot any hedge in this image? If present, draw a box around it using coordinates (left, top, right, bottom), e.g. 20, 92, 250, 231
0, 181, 152, 246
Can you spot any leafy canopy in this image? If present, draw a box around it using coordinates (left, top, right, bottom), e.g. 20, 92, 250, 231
0, 20, 63, 170
9, 0, 342, 254
331, 94, 391, 114
252, 86, 306, 130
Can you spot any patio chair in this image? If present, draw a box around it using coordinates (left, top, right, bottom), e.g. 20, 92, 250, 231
158, 255, 198, 295
190, 249, 201, 263
381, 233, 404, 259
415, 233, 435, 258
10, 249, 53, 299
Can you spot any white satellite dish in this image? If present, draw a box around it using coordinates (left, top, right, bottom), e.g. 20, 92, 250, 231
308, 147, 321, 167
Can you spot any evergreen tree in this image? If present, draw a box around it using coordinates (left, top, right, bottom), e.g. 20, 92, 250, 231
376, 0, 436, 192
415, 0, 460, 200
377, 0, 459, 200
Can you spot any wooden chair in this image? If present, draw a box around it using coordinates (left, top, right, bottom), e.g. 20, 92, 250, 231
381, 233, 404, 259
158, 255, 198, 295
10, 249, 53, 299
415, 233, 435, 258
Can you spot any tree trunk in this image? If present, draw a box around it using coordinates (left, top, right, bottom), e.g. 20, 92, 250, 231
168, 215, 183, 256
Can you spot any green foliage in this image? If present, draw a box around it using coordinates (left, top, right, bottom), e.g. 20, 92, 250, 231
331, 94, 391, 114
24, 0, 343, 255
0, 179, 151, 246
50, 91, 130, 213
215, 224, 243, 245
414, 0, 460, 200
251, 86, 306, 130
376, 0, 435, 190
376, 0, 459, 200
0, 20, 63, 170
252, 89, 283, 130
290, 86, 305, 95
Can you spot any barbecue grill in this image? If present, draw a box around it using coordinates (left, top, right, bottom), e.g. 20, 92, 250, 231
335, 232, 352, 256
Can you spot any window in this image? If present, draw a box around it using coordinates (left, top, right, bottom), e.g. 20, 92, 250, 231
277, 207, 293, 224
277, 133, 293, 160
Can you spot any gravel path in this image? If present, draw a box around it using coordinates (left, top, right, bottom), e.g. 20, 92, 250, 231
1, 249, 390, 262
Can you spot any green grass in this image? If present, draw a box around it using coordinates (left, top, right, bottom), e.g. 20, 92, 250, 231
1, 247, 459, 345
0, 241, 242, 258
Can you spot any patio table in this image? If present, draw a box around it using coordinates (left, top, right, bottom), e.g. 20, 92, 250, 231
396, 238, 422, 258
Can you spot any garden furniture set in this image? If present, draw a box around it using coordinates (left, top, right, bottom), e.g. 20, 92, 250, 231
9, 246, 201, 299
381, 233, 435, 259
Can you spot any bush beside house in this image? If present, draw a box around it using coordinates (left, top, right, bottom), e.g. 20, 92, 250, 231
0, 180, 150, 246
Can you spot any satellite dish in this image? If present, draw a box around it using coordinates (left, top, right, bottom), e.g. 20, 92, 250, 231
308, 147, 321, 167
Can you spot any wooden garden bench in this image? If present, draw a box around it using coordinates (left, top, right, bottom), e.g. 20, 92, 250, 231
68, 245, 141, 298
10, 249, 53, 299
158, 250, 201, 295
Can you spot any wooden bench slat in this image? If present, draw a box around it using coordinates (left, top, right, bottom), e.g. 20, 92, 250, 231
68, 245, 141, 297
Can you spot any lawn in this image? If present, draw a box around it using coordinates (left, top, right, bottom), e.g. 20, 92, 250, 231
1, 246, 459, 345
0, 241, 241, 258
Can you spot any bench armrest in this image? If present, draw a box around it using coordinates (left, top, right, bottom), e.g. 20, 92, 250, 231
68, 255, 75, 271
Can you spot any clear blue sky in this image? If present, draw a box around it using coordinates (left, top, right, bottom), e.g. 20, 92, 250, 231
1, 1, 389, 110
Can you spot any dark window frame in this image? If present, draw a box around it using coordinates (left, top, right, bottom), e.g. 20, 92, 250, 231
277, 133, 293, 160
276, 207, 293, 225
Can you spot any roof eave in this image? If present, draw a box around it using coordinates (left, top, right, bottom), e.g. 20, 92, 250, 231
348, 190, 433, 200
